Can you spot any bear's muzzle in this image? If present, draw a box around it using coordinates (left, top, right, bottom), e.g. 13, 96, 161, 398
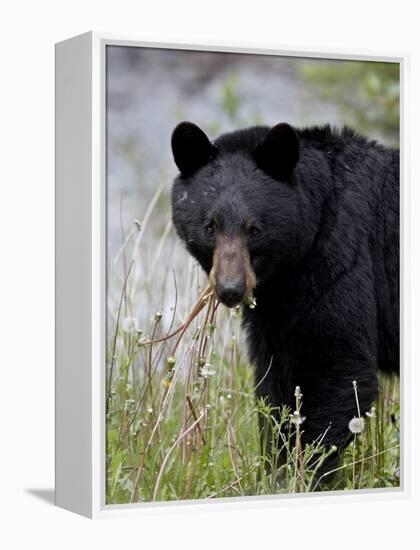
209, 235, 256, 307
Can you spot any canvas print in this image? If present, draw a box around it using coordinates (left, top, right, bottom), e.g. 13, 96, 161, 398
105, 46, 400, 504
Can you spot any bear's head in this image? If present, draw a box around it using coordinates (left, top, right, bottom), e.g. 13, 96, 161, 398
171, 121, 311, 308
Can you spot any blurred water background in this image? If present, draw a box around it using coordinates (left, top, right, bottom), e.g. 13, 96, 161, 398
106, 45, 399, 341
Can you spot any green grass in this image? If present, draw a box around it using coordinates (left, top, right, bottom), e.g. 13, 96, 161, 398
106, 267, 400, 504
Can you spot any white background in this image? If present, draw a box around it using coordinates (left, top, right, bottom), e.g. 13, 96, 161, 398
1, 1, 419, 548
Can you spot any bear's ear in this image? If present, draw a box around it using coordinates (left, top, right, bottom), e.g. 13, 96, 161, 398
254, 123, 299, 181
171, 122, 217, 178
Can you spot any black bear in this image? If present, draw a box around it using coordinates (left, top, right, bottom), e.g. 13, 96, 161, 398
170, 121, 399, 479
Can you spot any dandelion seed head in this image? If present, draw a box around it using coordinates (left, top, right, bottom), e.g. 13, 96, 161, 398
201, 363, 216, 378
290, 410, 305, 426
349, 417, 365, 434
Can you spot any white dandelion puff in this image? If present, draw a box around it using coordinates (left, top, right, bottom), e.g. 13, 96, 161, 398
349, 417, 365, 434
201, 364, 216, 378
290, 410, 306, 426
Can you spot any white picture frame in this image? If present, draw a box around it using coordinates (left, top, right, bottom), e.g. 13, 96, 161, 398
55, 31, 409, 518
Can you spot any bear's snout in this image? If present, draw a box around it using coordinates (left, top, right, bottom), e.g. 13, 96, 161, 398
209, 235, 256, 308
216, 280, 246, 308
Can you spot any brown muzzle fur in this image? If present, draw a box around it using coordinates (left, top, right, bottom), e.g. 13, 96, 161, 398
209, 235, 256, 307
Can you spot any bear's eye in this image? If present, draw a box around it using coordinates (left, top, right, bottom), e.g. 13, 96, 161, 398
248, 225, 261, 238
205, 222, 216, 237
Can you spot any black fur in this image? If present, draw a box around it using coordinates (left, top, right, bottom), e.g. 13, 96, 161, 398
171, 122, 399, 477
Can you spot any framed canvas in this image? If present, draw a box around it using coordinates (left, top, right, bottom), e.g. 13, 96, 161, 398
55, 32, 408, 518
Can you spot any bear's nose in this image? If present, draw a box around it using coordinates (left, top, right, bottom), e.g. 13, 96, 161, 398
216, 281, 246, 307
